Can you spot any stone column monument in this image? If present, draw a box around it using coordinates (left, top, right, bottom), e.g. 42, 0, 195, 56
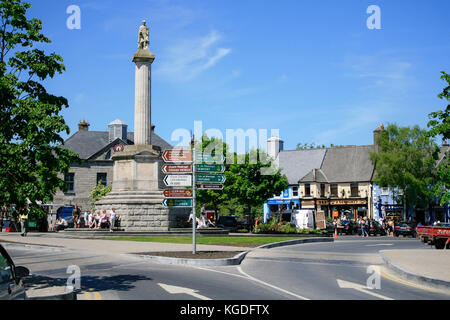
95, 21, 186, 231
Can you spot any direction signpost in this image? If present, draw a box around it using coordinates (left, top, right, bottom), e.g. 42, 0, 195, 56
163, 175, 192, 187
163, 189, 193, 198
163, 199, 192, 208
196, 174, 226, 184
162, 150, 192, 163
196, 184, 224, 190
162, 149, 226, 255
162, 164, 192, 174
196, 154, 224, 163
196, 164, 225, 173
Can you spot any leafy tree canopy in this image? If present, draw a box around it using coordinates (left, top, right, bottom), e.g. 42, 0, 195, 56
0, 0, 79, 217
369, 124, 438, 212
427, 71, 450, 206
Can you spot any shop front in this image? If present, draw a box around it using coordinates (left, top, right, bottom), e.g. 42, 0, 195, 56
329, 199, 369, 220
265, 199, 301, 222
378, 204, 403, 222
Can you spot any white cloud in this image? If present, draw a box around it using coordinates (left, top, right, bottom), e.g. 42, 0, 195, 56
155, 30, 231, 81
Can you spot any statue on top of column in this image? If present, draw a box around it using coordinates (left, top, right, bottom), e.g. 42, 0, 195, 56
138, 20, 150, 50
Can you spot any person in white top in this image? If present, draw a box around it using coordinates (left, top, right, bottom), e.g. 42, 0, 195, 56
109, 208, 117, 232
83, 210, 89, 228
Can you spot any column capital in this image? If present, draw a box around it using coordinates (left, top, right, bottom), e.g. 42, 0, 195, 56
132, 49, 156, 63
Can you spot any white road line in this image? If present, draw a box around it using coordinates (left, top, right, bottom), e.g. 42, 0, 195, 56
337, 279, 394, 300
237, 266, 310, 300
365, 244, 394, 247
192, 265, 309, 300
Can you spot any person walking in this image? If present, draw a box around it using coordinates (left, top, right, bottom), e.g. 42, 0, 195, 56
19, 209, 28, 237
361, 218, 368, 237
109, 208, 117, 232
72, 205, 80, 229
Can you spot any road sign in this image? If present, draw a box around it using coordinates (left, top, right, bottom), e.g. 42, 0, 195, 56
196, 164, 225, 174
196, 174, 226, 184
163, 175, 192, 187
163, 150, 192, 163
164, 189, 193, 198
196, 153, 224, 163
196, 184, 224, 190
163, 199, 193, 207
162, 164, 192, 174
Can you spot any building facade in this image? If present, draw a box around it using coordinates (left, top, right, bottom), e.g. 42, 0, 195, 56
51, 120, 172, 211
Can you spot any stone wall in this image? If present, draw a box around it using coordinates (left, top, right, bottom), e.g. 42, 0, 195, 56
53, 161, 114, 211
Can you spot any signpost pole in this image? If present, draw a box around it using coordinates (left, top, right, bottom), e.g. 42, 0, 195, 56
192, 146, 197, 255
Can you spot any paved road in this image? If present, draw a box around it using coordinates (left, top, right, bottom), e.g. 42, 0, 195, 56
3, 237, 449, 300
237, 236, 450, 300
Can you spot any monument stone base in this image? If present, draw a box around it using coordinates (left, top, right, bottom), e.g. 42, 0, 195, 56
95, 145, 189, 231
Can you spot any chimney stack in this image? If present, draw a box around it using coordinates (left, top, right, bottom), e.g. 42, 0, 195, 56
78, 120, 90, 132
373, 123, 384, 153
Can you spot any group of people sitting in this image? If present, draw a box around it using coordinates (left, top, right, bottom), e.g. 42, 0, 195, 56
55, 207, 118, 233
187, 205, 215, 229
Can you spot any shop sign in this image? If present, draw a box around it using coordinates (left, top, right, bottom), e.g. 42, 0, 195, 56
330, 199, 367, 205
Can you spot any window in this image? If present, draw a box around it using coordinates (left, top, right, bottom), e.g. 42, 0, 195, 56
0, 252, 12, 284
97, 173, 107, 186
320, 184, 326, 197
65, 173, 75, 193
293, 186, 299, 197
305, 184, 311, 197
381, 187, 389, 196
331, 184, 338, 197
351, 183, 359, 197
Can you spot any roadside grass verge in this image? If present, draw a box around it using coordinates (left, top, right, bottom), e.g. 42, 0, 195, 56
101, 236, 303, 247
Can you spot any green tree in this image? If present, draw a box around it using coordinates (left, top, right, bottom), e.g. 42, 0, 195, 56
89, 182, 112, 209
225, 149, 288, 230
0, 0, 79, 218
369, 124, 438, 219
427, 71, 450, 206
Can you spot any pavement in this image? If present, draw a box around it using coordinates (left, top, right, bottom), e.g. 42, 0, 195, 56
380, 249, 450, 292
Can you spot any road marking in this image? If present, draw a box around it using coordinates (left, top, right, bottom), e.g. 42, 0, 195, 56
82, 292, 92, 300
237, 266, 310, 300
157, 283, 212, 300
337, 279, 394, 300
365, 244, 394, 247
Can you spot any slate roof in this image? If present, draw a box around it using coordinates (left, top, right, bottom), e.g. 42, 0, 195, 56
276, 149, 327, 185
278, 145, 376, 184
299, 168, 329, 183
62, 130, 172, 160
320, 145, 375, 183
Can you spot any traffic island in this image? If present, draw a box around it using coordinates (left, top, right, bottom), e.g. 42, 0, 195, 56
380, 249, 450, 293
134, 237, 334, 266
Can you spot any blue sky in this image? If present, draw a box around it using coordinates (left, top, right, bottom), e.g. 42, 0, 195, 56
27, 0, 450, 150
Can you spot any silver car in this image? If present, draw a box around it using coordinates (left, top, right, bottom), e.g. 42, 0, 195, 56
0, 244, 30, 300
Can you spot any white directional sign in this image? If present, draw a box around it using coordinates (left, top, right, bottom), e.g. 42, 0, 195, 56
163, 175, 192, 187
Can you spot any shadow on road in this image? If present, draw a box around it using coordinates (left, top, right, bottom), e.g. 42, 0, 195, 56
24, 274, 153, 293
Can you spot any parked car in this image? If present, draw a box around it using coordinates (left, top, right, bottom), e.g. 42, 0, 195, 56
217, 216, 238, 232
394, 221, 417, 237
56, 206, 75, 228
356, 219, 384, 236
236, 218, 250, 231
339, 220, 357, 235
0, 244, 30, 300
367, 220, 386, 236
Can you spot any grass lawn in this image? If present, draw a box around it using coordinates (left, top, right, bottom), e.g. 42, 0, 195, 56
101, 236, 303, 247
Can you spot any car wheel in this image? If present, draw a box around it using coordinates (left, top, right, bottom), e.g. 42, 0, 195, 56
435, 239, 446, 250
394, 233, 399, 237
